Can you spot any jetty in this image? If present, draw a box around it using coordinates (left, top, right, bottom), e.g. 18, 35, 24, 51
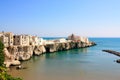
102, 50, 120, 57
102, 50, 120, 63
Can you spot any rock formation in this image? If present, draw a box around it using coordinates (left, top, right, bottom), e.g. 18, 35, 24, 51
33, 45, 46, 55
1, 33, 96, 67
4, 48, 21, 67
3, 40, 96, 67
45, 41, 96, 53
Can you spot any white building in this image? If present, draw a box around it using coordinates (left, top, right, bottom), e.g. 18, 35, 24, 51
54, 38, 67, 43
45, 40, 54, 44
4, 32, 14, 46
80, 37, 89, 43
29, 36, 44, 46
0, 35, 9, 47
14, 35, 30, 46
31, 36, 39, 46
0, 32, 47, 47
39, 38, 46, 45
0, 32, 13, 47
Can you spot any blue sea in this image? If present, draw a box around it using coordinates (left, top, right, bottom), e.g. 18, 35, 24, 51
8, 38, 120, 80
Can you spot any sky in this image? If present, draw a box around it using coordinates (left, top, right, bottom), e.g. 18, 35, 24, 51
0, 0, 120, 37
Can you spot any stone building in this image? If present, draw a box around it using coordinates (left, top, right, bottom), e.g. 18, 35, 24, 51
0, 35, 9, 47
0, 32, 13, 47
31, 36, 41, 46
67, 34, 90, 43
67, 34, 81, 41
33, 36, 39, 45
4, 32, 14, 46
14, 35, 30, 46
29, 36, 44, 46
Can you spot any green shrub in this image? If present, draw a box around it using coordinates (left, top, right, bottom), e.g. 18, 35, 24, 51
0, 67, 22, 80
0, 40, 4, 66
0, 41, 22, 80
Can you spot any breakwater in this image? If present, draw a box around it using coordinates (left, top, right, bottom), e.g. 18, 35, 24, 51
102, 50, 120, 57
102, 50, 120, 63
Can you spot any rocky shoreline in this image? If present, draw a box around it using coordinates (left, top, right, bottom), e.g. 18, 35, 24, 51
0, 32, 96, 67
45, 41, 96, 53
4, 41, 96, 67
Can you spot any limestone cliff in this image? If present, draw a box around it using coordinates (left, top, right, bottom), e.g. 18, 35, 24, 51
7, 46, 34, 61
4, 48, 20, 67
33, 45, 46, 55
45, 41, 96, 53
1, 32, 96, 67
3, 40, 96, 67
3, 45, 47, 67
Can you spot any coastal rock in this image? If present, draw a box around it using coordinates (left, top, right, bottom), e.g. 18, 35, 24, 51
34, 45, 46, 55
65, 42, 70, 50
45, 44, 56, 53
4, 40, 96, 67
1, 32, 96, 67
16, 65, 27, 70
6, 46, 34, 61
44, 41, 95, 53
3, 35, 96, 67
56, 43, 66, 51
14, 46, 33, 61
3, 48, 21, 67
116, 59, 120, 63
11, 60, 21, 66
4, 60, 21, 68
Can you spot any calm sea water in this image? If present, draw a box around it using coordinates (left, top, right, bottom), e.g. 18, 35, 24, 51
8, 38, 120, 80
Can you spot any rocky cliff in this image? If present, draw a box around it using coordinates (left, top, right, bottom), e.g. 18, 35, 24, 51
45, 41, 96, 53
4, 45, 46, 67
4, 41, 96, 67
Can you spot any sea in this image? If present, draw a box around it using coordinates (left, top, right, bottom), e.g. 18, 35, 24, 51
8, 38, 120, 80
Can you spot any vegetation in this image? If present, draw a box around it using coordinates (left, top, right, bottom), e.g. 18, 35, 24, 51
0, 40, 4, 66
0, 41, 22, 80
0, 66, 22, 80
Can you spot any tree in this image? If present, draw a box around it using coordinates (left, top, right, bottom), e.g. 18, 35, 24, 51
0, 40, 22, 80
0, 40, 4, 66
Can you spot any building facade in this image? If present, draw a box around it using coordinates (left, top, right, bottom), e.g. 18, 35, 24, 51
0, 32, 13, 47
14, 35, 30, 46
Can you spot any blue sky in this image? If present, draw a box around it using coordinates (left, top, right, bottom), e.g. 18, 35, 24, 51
0, 0, 120, 37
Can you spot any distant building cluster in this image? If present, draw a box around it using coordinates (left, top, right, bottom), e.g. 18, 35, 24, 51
0, 32, 45, 47
0, 32, 90, 48
67, 34, 89, 43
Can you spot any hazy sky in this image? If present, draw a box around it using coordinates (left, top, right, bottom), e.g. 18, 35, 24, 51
0, 0, 120, 37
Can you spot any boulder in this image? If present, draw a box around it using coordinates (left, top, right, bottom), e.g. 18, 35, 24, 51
116, 59, 120, 63
4, 60, 21, 68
